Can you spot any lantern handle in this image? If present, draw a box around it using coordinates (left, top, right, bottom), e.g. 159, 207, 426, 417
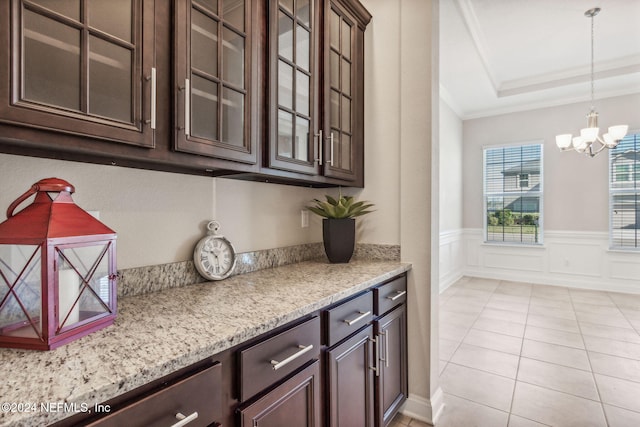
6, 178, 75, 218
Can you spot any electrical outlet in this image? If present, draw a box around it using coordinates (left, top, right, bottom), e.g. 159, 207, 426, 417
301, 210, 309, 228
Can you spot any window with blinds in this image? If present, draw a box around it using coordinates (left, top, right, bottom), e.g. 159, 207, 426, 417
484, 143, 543, 244
610, 133, 640, 249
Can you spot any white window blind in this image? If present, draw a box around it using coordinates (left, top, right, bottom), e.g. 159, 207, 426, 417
484, 144, 543, 244
610, 133, 640, 249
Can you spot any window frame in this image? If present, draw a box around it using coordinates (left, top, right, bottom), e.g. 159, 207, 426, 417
609, 131, 640, 251
482, 141, 544, 246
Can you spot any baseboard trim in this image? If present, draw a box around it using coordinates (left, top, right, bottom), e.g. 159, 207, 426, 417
400, 388, 445, 426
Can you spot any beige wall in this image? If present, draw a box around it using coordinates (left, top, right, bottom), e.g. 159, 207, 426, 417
439, 98, 463, 232
463, 93, 640, 232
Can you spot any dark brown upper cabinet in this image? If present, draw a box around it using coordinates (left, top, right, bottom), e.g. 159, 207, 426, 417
0, 0, 156, 148
174, 0, 257, 165
267, 0, 370, 186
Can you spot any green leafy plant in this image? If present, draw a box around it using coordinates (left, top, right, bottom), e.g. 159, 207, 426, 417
307, 193, 374, 219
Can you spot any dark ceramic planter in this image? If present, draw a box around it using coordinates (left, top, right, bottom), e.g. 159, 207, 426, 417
323, 218, 355, 263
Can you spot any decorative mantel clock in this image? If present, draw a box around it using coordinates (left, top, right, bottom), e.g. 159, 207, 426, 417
193, 220, 237, 281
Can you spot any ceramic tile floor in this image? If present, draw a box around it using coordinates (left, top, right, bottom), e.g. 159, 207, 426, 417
432, 276, 640, 427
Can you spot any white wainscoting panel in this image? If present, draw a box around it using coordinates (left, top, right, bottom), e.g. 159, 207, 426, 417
439, 229, 464, 292
455, 229, 640, 294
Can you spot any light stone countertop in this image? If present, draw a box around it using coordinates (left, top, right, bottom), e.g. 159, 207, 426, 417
0, 259, 410, 427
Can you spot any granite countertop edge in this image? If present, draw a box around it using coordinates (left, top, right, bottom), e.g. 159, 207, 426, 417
0, 259, 411, 427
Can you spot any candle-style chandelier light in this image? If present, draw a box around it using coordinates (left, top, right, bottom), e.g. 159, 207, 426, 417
555, 7, 628, 157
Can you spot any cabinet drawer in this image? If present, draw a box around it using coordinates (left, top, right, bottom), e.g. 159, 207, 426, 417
374, 276, 407, 316
325, 291, 373, 347
239, 316, 321, 402
87, 362, 222, 427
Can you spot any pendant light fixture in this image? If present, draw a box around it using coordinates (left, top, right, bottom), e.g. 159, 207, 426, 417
555, 7, 628, 157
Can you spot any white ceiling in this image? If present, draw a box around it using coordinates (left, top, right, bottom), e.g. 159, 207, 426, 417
439, 0, 640, 119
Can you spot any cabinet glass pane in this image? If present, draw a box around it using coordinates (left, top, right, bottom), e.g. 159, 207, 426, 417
279, 0, 293, 13
278, 60, 293, 109
341, 96, 351, 133
278, 109, 294, 158
330, 10, 339, 49
23, 10, 80, 110
296, 71, 309, 116
341, 133, 351, 170
295, 116, 309, 161
89, 0, 132, 42
297, 0, 310, 27
191, 75, 219, 140
341, 59, 351, 96
296, 25, 310, 71
330, 51, 339, 89
330, 90, 339, 128
30, 0, 79, 20
341, 20, 351, 59
194, 0, 218, 14
278, 11, 293, 61
222, 87, 244, 147
191, 9, 218, 77
222, 27, 244, 88
89, 36, 132, 122
223, 0, 244, 31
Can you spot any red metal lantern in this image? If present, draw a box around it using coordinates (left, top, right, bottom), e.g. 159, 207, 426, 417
0, 178, 117, 350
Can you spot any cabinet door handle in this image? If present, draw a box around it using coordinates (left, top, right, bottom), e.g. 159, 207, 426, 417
270, 344, 314, 370
170, 411, 198, 427
144, 68, 157, 129
369, 336, 379, 377
344, 310, 371, 326
379, 331, 387, 367
327, 132, 334, 166
184, 78, 190, 136
387, 290, 406, 301
314, 129, 323, 165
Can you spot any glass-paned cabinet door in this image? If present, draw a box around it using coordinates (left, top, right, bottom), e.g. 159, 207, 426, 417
174, 0, 256, 164
323, 1, 359, 181
268, 0, 320, 175
1, 0, 155, 147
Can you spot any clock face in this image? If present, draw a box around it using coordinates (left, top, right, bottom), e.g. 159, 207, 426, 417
194, 236, 236, 280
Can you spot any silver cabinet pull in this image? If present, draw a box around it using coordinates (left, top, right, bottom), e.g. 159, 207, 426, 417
150, 67, 156, 129
379, 331, 387, 367
314, 129, 323, 165
327, 132, 334, 166
344, 310, 371, 326
270, 344, 314, 370
144, 68, 157, 129
387, 290, 406, 301
369, 336, 379, 377
170, 411, 198, 427
384, 331, 390, 367
184, 78, 190, 136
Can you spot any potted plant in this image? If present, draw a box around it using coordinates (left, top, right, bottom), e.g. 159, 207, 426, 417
307, 193, 374, 263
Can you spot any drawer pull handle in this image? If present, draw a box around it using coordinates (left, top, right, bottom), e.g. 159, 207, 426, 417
271, 344, 314, 370
344, 310, 371, 326
171, 411, 198, 427
387, 290, 407, 301
369, 336, 380, 377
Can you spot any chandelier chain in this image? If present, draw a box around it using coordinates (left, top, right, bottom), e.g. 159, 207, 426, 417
590, 11, 595, 110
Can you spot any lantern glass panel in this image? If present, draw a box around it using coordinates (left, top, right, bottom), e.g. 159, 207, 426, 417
56, 244, 111, 330
0, 245, 42, 338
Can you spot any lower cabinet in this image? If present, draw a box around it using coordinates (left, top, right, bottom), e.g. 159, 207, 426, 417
56, 274, 407, 427
326, 325, 375, 427
375, 305, 408, 427
324, 274, 408, 427
238, 361, 322, 427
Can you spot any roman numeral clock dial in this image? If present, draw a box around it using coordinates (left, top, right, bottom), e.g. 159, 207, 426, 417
194, 220, 237, 281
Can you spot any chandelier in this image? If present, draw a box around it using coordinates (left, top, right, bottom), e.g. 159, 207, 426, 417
555, 7, 628, 157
